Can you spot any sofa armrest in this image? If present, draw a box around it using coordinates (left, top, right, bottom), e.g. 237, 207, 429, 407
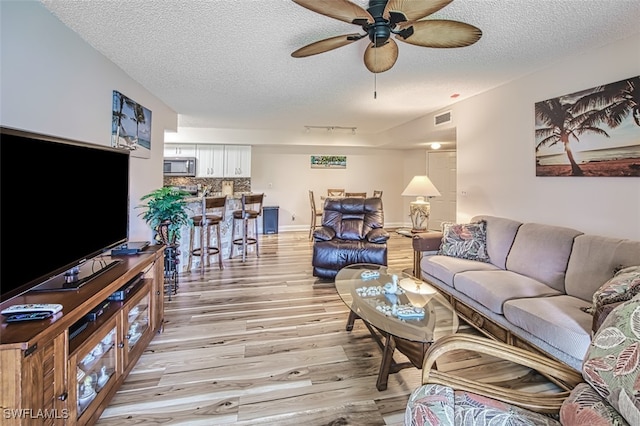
421, 333, 583, 414
412, 231, 443, 252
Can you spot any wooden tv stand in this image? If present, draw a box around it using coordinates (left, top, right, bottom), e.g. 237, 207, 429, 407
0, 245, 165, 426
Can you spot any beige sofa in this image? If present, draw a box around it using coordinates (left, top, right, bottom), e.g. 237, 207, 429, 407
412, 215, 640, 371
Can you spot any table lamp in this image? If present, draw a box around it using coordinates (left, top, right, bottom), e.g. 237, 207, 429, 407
401, 175, 441, 233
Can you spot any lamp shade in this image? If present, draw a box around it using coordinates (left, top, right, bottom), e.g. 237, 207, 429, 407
401, 176, 441, 197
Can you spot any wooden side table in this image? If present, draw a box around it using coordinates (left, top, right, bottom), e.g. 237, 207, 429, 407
411, 231, 443, 277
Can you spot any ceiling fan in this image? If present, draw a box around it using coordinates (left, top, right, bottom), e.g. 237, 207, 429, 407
291, 0, 482, 73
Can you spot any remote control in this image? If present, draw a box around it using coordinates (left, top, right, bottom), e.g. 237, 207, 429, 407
1, 303, 63, 316
5, 312, 54, 322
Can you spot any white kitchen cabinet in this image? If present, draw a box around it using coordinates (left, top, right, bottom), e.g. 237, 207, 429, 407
196, 145, 225, 177
224, 145, 251, 177
164, 143, 196, 157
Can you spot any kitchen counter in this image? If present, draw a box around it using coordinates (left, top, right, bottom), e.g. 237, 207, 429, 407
184, 192, 251, 202
176, 194, 257, 272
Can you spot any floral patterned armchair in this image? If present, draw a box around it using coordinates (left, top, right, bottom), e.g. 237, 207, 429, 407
405, 293, 640, 425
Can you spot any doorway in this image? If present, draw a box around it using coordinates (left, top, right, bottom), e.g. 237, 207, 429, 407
427, 151, 456, 230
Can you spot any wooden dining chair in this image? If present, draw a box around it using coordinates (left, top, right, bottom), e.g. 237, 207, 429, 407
345, 192, 367, 198
327, 188, 345, 197
308, 190, 323, 241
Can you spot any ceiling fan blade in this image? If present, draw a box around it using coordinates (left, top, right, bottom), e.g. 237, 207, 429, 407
397, 20, 482, 48
292, 33, 363, 57
293, 0, 373, 25
363, 39, 399, 73
383, 0, 453, 23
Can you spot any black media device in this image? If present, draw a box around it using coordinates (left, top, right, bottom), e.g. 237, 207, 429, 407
0, 127, 131, 301
111, 241, 150, 256
108, 273, 144, 301
69, 319, 89, 340
85, 300, 111, 322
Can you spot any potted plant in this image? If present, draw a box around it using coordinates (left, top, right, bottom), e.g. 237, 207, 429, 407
137, 187, 192, 246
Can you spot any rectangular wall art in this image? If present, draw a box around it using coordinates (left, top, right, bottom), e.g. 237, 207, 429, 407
310, 155, 347, 169
111, 90, 152, 159
534, 76, 640, 177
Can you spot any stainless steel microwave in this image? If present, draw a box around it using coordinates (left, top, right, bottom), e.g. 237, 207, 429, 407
163, 157, 196, 176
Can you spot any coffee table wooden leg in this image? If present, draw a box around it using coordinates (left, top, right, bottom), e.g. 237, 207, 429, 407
376, 335, 397, 391
346, 310, 358, 331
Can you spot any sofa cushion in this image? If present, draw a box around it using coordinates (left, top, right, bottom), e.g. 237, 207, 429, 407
405, 383, 455, 425
405, 384, 561, 426
565, 234, 640, 302
582, 295, 640, 426
472, 215, 522, 269
454, 270, 562, 314
560, 382, 629, 425
503, 295, 593, 362
421, 255, 500, 288
438, 220, 490, 262
506, 223, 582, 292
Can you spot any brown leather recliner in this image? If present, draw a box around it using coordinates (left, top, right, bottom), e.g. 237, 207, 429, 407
312, 197, 389, 279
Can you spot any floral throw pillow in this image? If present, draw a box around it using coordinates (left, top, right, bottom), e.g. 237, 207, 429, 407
438, 220, 490, 263
582, 295, 640, 426
593, 266, 640, 308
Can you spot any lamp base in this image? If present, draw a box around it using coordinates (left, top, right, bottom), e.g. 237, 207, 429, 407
408, 198, 431, 233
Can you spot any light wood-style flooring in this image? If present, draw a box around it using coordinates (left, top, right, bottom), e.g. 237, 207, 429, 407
97, 230, 557, 425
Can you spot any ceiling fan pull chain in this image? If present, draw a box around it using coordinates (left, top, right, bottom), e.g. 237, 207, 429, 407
374, 74, 377, 99
374, 32, 377, 99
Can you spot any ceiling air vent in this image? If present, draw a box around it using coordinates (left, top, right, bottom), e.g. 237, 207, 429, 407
434, 111, 452, 126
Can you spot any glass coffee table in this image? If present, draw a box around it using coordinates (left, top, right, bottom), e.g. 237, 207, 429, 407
335, 263, 459, 390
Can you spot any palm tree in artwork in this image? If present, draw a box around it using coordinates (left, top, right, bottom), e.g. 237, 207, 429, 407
112, 92, 126, 146
535, 98, 609, 176
572, 76, 640, 128
133, 103, 146, 143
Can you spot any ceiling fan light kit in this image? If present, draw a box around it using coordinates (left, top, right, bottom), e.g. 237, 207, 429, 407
291, 0, 482, 73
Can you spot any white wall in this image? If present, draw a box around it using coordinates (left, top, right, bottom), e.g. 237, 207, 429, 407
385, 34, 640, 240
452, 33, 640, 240
0, 1, 178, 242
3, 2, 638, 242
251, 145, 424, 230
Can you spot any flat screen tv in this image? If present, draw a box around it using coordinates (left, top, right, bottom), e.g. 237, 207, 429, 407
0, 127, 130, 301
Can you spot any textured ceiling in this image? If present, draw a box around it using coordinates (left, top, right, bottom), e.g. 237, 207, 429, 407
40, 0, 640, 143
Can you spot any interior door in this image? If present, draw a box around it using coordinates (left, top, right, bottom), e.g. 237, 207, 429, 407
427, 151, 457, 230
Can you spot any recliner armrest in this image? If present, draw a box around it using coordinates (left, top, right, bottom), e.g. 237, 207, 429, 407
412, 231, 443, 252
366, 228, 389, 243
313, 226, 335, 241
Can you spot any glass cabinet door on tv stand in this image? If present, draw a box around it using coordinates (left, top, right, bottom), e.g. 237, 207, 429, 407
68, 315, 119, 424
122, 286, 151, 368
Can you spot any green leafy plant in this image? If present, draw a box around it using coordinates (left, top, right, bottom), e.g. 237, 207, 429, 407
137, 187, 192, 245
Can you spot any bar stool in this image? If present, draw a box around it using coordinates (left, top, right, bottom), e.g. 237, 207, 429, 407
187, 195, 227, 273
230, 193, 264, 262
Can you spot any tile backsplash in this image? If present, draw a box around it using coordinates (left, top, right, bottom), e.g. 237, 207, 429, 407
164, 177, 251, 193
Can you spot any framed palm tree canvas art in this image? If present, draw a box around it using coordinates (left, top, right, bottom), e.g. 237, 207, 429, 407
111, 90, 152, 159
535, 76, 639, 177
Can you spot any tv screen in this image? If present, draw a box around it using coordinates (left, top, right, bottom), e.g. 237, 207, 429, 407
0, 127, 130, 301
